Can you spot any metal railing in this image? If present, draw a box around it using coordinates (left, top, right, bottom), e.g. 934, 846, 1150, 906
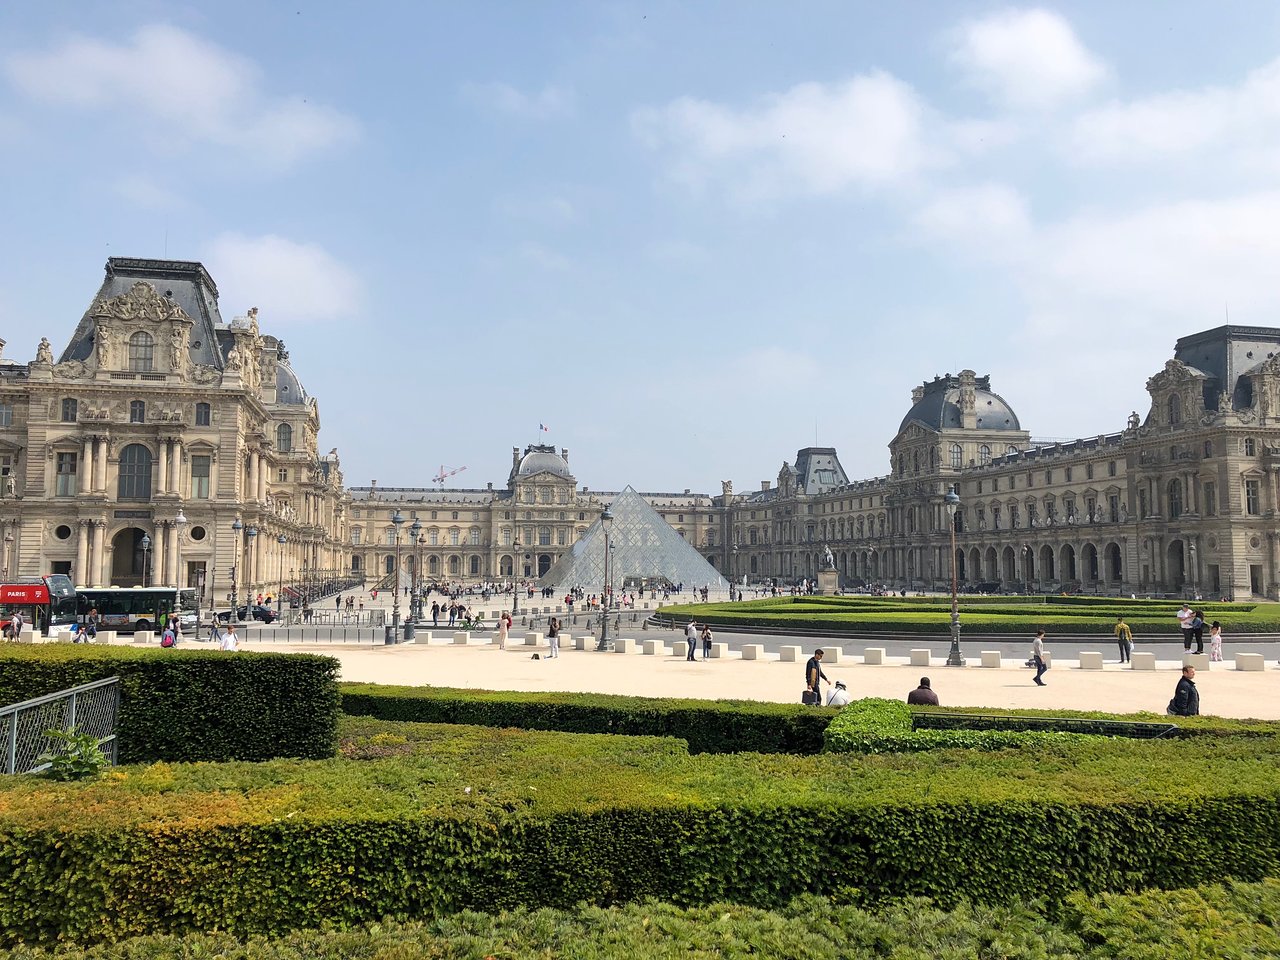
1, 677, 120, 775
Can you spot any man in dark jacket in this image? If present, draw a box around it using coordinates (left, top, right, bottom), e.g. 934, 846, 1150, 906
1168, 665, 1200, 716
907, 677, 939, 706
804, 649, 829, 705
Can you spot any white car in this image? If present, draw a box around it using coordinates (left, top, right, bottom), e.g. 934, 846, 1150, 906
178, 611, 199, 632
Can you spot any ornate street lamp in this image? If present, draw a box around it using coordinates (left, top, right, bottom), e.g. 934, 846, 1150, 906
415, 533, 426, 621
511, 537, 520, 616
231, 518, 243, 620
409, 519, 422, 621
2, 530, 13, 581
173, 509, 188, 589
277, 534, 287, 622
595, 505, 614, 651
139, 534, 151, 588
390, 510, 404, 631
944, 486, 964, 667
246, 526, 259, 612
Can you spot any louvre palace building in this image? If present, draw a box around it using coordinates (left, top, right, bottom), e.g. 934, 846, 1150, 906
0, 258, 350, 601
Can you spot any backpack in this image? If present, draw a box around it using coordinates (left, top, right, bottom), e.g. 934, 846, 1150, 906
160, 630, 176, 648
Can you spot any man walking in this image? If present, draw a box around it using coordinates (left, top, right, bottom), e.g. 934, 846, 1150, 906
804, 649, 830, 705
685, 620, 699, 661
1168, 665, 1200, 716
1031, 629, 1048, 686
1113, 616, 1133, 664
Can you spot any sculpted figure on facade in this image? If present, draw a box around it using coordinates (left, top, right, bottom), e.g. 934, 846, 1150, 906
34, 337, 54, 366
169, 325, 188, 374
95, 323, 114, 368
225, 345, 242, 372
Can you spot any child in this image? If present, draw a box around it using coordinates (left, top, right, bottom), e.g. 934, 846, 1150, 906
1209, 621, 1223, 662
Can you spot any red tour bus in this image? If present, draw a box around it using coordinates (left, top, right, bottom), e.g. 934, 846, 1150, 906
0, 574, 78, 635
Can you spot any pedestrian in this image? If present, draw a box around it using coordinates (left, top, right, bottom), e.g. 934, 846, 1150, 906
1190, 610, 1205, 655
907, 676, 939, 705
1113, 616, 1133, 663
701, 624, 713, 659
160, 620, 177, 648
1031, 629, 1048, 686
219, 623, 239, 652
804, 649, 829, 705
547, 617, 560, 658
84, 607, 99, 642
1177, 603, 1194, 650
827, 680, 850, 707
1167, 665, 1199, 716
496, 611, 510, 649
685, 620, 699, 661
1209, 621, 1223, 662
431, 601, 440, 628
335, 595, 342, 613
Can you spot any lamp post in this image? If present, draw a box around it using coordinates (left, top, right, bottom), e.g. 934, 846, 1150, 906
944, 486, 964, 667
196, 568, 206, 631
3, 530, 13, 581
409, 520, 422, 621
172, 509, 188, 590
276, 534, 287, 622
140, 534, 151, 588
511, 537, 520, 616
231, 518, 242, 621
390, 510, 404, 630
415, 533, 426, 621
595, 505, 614, 651
246, 526, 259, 611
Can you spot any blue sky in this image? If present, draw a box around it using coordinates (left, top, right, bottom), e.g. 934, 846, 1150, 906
4, 2, 1280, 494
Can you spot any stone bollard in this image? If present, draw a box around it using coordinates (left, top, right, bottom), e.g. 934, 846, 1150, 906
709, 641, 729, 659
134, 630, 155, 645
910, 649, 931, 666
524, 632, 543, 646
1130, 652, 1156, 670
614, 637, 637, 653
17, 628, 35, 644
96, 630, 117, 645
863, 648, 885, 665
575, 635, 590, 650
1182, 653, 1210, 671
741, 644, 765, 660
980, 650, 1001, 668
1235, 652, 1264, 672
452, 631, 470, 644
641, 639, 665, 655
1078, 651, 1104, 670
779, 645, 802, 662
822, 647, 842, 664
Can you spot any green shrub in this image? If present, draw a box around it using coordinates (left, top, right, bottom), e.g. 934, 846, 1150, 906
2, 717, 1280, 944
0, 646, 339, 764
37, 727, 109, 781
339, 683, 835, 754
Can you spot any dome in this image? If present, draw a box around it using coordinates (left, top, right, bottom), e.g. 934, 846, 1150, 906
275, 363, 308, 406
518, 448, 572, 479
899, 376, 1021, 434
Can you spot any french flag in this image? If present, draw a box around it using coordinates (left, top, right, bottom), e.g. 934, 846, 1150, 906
539, 422, 550, 432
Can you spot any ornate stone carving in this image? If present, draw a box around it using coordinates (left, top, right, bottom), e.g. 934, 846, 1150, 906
95, 322, 114, 368
168, 325, 189, 375
52, 360, 90, 379
190, 364, 221, 384
225, 345, 242, 371
34, 338, 53, 366
90, 281, 189, 324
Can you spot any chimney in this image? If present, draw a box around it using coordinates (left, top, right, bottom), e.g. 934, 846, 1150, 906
761, 480, 771, 491
561, 448, 569, 461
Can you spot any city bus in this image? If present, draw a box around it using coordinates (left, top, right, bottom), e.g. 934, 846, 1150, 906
0, 575, 78, 635
75, 586, 178, 634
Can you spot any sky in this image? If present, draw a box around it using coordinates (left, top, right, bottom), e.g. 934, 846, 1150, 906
4, 2, 1280, 495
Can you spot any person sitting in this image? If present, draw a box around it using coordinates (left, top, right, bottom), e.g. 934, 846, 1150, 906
826, 680, 850, 707
906, 677, 940, 706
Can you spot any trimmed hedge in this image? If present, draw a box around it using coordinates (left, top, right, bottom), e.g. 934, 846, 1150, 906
0, 646, 339, 763
339, 683, 834, 754
2, 717, 1280, 943
1, 881, 1278, 958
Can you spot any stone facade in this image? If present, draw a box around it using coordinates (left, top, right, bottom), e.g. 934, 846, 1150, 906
0, 259, 350, 603
702, 326, 1280, 600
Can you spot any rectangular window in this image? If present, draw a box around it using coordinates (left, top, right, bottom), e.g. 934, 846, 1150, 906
992, 506, 1001, 529
1109, 495, 1120, 523
1086, 464, 1094, 479
451, 511, 459, 520
430, 511, 438, 520
191, 455, 211, 499
1044, 469, 1052, 485
55, 452, 77, 496
1010, 505, 1019, 528
278, 469, 288, 482
1245, 478, 1261, 515
472, 512, 480, 521
503, 528, 511, 545
129, 400, 145, 423
386, 530, 395, 545
1108, 460, 1117, 477
352, 528, 362, 545
470, 529, 481, 545
61, 398, 77, 423
1204, 481, 1217, 516
450, 529, 460, 545
0, 401, 11, 427
1065, 467, 1072, 481
992, 477, 999, 492
429, 529, 438, 545
195, 402, 211, 426
558, 528, 567, 545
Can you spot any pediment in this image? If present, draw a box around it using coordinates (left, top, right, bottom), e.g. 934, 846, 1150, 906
90, 281, 192, 325
1146, 359, 1206, 395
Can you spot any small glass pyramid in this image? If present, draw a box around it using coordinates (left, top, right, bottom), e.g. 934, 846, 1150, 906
541, 485, 728, 591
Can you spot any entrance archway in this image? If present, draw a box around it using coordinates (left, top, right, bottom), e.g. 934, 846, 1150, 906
1166, 540, 1185, 591
538, 554, 552, 577
110, 527, 148, 586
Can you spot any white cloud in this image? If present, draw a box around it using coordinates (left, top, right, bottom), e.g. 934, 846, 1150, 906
203, 234, 360, 324
1070, 57, 1280, 168
463, 81, 575, 119
912, 183, 1032, 255
950, 8, 1106, 109
4, 25, 358, 169
633, 72, 941, 199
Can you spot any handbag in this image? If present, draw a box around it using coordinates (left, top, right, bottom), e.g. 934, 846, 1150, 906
801, 690, 820, 705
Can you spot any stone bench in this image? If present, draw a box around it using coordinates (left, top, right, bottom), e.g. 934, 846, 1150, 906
452, 631, 471, 644
614, 637, 637, 654
980, 650, 1001, 668
133, 630, 155, 645
779, 645, 802, 662
1130, 652, 1156, 670
708, 641, 729, 659
1078, 651, 1104, 670
1183, 653, 1210, 670
863, 647, 885, 665
641, 639, 667, 656
1236, 652, 1265, 672
741, 643, 765, 660
524, 632, 543, 646
909, 649, 931, 667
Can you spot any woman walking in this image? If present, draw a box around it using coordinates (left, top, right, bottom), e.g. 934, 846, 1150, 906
547, 617, 560, 658
497, 611, 510, 649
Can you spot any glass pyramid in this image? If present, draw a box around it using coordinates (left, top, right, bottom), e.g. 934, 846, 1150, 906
540, 486, 728, 591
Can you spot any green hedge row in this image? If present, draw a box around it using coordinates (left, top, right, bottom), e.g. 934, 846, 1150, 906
339, 683, 834, 754
1, 881, 1277, 959
0, 646, 339, 763
2, 716, 1280, 943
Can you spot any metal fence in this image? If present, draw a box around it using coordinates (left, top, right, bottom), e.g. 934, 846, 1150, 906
1, 677, 120, 775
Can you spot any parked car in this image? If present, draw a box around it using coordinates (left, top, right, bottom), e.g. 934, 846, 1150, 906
178, 611, 199, 632
216, 605, 277, 624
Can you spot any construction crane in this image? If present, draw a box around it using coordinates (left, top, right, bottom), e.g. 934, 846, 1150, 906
432, 464, 467, 487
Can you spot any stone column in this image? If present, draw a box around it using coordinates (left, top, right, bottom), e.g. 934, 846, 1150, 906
75, 521, 90, 587
158, 440, 170, 496
171, 441, 183, 494
168, 520, 180, 587
247, 452, 259, 503
258, 458, 268, 503
82, 438, 94, 495
91, 520, 106, 587
155, 523, 168, 587
94, 438, 108, 492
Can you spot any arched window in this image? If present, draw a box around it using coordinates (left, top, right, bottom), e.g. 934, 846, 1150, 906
749, 528, 758, 545
979, 444, 991, 465
1167, 479, 1183, 519
1006, 444, 1019, 455
117, 444, 153, 500
912, 450, 920, 473
950, 444, 963, 469
449, 556, 461, 575
276, 423, 293, 453
1168, 393, 1182, 425
538, 526, 551, 545
128, 332, 154, 372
